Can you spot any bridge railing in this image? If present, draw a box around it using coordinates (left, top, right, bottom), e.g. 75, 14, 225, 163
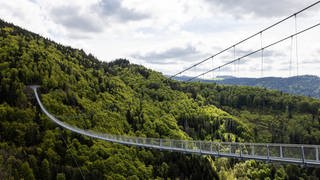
84, 127, 320, 165
55, 116, 320, 165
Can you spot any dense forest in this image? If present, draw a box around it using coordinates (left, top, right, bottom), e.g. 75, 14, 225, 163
1, 19, 320, 179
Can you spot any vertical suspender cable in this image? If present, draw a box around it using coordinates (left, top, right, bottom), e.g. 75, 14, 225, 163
290, 36, 293, 77
212, 57, 214, 79
260, 32, 264, 78
238, 58, 240, 77
295, 14, 299, 77
233, 46, 236, 77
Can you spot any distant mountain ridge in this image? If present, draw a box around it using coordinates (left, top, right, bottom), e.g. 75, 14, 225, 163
173, 75, 320, 98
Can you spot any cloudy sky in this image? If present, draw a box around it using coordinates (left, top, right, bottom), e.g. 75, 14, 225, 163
1, 0, 320, 78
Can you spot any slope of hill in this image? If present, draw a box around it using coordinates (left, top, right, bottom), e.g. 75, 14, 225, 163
1, 19, 320, 179
0, 19, 251, 179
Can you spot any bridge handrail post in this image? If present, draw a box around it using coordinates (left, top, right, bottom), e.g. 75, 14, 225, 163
267, 145, 270, 161
251, 144, 255, 156
301, 146, 305, 164
218, 143, 220, 156
280, 145, 283, 158
316, 146, 319, 161
210, 141, 212, 152
160, 139, 162, 147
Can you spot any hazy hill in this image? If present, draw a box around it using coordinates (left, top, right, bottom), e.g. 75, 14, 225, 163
1, 19, 320, 179
173, 75, 320, 99
217, 75, 320, 99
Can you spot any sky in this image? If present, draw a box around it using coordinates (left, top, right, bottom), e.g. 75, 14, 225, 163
0, 0, 320, 78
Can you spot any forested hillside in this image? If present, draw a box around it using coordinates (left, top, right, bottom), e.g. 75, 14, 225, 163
1, 19, 320, 179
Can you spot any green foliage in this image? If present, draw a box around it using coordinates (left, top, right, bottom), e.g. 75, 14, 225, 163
21, 162, 35, 180
41, 159, 51, 180
56, 173, 66, 180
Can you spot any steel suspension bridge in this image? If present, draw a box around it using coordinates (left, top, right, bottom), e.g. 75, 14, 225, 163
32, 1, 320, 167
31, 85, 320, 167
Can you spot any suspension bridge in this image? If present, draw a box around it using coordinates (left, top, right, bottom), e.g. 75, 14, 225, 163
31, 85, 320, 166
32, 1, 320, 167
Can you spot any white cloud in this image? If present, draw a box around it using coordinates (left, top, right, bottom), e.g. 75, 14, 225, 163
133, 44, 201, 62
96, 0, 149, 22
204, 0, 318, 18
50, 5, 104, 33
